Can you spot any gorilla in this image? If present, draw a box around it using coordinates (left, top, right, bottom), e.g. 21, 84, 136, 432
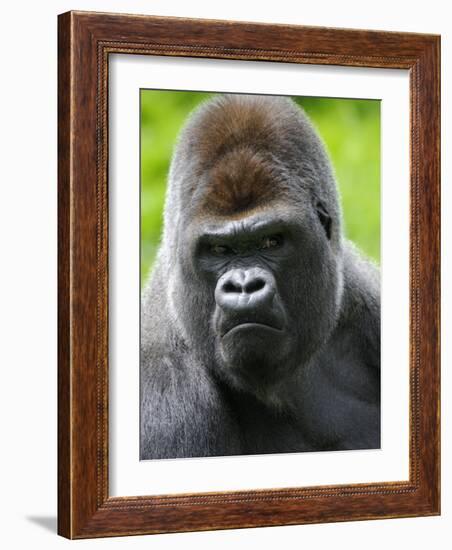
140, 94, 380, 459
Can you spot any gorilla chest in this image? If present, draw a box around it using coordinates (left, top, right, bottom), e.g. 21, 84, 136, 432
292, 351, 381, 450
228, 394, 312, 454
226, 346, 380, 454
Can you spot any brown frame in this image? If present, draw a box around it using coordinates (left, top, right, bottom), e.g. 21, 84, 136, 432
58, 10, 440, 539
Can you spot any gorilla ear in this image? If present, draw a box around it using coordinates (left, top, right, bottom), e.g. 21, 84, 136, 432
315, 201, 332, 240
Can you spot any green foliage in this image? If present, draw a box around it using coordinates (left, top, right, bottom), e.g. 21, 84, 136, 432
141, 91, 380, 283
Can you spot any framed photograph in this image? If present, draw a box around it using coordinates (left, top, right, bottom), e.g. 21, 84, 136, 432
58, 11, 440, 539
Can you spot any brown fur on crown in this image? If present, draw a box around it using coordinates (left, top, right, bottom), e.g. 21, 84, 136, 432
201, 146, 286, 216
191, 95, 294, 216
191, 95, 294, 171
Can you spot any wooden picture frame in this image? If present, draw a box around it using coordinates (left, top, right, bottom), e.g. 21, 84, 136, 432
58, 10, 440, 539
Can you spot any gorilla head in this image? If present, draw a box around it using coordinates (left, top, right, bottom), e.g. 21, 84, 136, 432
157, 95, 344, 398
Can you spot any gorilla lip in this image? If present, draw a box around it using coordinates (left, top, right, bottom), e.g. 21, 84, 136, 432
221, 321, 284, 338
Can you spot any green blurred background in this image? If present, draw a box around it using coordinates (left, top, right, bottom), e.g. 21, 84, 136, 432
141, 91, 380, 284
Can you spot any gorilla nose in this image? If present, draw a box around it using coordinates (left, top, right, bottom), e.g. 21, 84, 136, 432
215, 268, 275, 312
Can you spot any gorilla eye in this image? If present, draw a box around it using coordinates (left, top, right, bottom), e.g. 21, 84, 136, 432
260, 235, 283, 250
316, 201, 332, 240
210, 244, 232, 256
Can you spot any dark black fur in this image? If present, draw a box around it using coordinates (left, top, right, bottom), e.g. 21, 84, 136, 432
140, 94, 380, 459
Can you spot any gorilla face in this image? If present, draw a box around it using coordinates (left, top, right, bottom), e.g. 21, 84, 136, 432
184, 201, 343, 395
164, 95, 344, 398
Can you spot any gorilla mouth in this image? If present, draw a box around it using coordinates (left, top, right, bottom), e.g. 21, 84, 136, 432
221, 320, 284, 338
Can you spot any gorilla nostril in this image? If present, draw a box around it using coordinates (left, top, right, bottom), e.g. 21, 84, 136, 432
223, 281, 242, 293
245, 278, 266, 294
